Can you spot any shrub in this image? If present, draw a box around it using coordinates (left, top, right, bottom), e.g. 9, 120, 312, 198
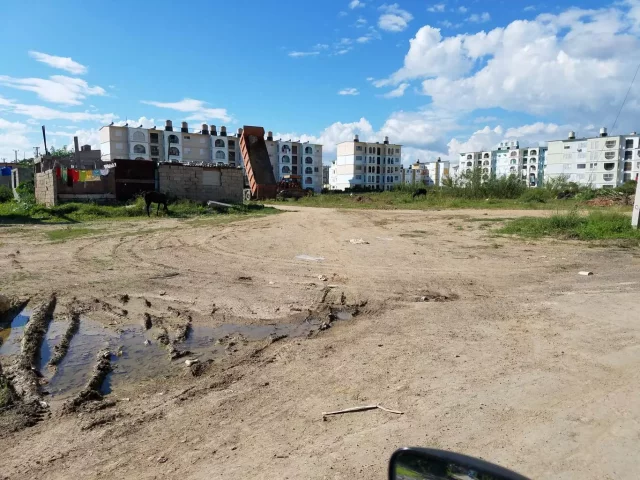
0, 185, 13, 203
519, 189, 552, 203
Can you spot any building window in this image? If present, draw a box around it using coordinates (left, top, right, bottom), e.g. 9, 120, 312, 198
564, 146, 570, 149
150, 133, 159, 143
355, 165, 363, 171
356, 156, 363, 161
603, 173, 614, 182
356, 146, 363, 152
354, 175, 361, 180
303, 167, 312, 174
215, 150, 226, 160
466, 161, 472, 167
184, 135, 191, 140
624, 151, 633, 160
603, 151, 616, 160
281, 155, 290, 163
314, 167, 319, 172
604, 162, 615, 171
530, 166, 537, 171
577, 164, 586, 169
282, 166, 291, 174
483, 153, 490, 158
529, 150, 537, 155
281, 145, 290, 153
169, 146, 180, 156
168, 134, 179, 144
510, 151, 517, 157
132, 131, 145, 142
394, 176, 399, 181
625, 139, 634, 148
133, 144, 146, 154
214, 139, 225, 148
467, 154, 472, 160
605, 140, 616, 149
151, 146, 159, 156
510, 159, 517, 165
623, 173, 632, 182
623, 162, 632, 171
302, 146, 312, 154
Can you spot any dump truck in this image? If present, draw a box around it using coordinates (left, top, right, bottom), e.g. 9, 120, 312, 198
239, 126, 277, 200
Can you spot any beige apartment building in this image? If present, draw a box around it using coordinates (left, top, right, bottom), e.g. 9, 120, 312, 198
99, 121, 239, 167
330, 135, 402, 190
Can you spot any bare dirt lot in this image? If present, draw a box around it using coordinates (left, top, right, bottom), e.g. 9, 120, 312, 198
1, 206, 640, 479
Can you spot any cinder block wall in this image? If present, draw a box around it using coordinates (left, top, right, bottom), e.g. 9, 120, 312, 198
158, 165, 244, 203
34, 170, 57, 206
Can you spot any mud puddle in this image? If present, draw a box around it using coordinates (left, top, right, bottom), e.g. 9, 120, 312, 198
0, 310, 335, 405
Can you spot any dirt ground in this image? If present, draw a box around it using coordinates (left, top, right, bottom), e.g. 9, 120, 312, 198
1, 206, 640, 479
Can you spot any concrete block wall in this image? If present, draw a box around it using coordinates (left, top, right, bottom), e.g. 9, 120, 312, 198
158, 165, 244, 203
35, 170, 57, 206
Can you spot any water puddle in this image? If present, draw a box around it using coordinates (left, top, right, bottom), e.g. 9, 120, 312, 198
0, 310, 333, 403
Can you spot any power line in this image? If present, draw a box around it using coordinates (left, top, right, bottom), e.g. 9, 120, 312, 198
611, 61, 640, 133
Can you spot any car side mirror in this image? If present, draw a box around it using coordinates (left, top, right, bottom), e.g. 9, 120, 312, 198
389, 447, 529, 480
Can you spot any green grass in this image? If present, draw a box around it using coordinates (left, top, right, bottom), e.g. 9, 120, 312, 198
498, 211, 640, 244
0, 197, 277, 224
294, 191, 627, 211
45, 227, 105, 242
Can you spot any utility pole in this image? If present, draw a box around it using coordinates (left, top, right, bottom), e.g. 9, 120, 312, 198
13, 150, 18, 162
33, 147, 40, 157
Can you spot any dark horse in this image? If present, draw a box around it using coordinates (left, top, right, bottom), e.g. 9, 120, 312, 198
144, 191, 169, 217
412, 188, 428, 199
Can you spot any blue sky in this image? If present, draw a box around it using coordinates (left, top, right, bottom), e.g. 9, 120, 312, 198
2, 0, 640, 164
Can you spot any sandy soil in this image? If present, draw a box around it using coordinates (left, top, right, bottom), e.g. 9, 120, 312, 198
1, 206, 640, 479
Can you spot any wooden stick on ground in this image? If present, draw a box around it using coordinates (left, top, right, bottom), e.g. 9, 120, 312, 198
322, 404, 404, 419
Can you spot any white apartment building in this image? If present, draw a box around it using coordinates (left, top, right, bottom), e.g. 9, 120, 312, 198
546, 128, 640, 187
494, 140, 521, 178
457, 151, 492, 180
264, 131, 323, 192
404, 159, 451, 186
330, 135, 402, 190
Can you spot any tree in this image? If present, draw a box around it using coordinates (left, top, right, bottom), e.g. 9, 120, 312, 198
49, 145, 74, 158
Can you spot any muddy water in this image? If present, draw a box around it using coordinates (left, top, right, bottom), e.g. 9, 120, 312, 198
0, 310, 334, 404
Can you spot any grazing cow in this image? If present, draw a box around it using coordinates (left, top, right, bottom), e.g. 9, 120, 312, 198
412, 188, 428, 199
144, 191, 169, 217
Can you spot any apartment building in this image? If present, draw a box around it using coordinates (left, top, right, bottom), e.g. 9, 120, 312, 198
264, 131, 323, 192
456, 141, 547, 187
545, 128, 640, 187
404, 159, 451, 186
99, 121, 323, 190
330, 135, 402, 190
99, 121, 240, 167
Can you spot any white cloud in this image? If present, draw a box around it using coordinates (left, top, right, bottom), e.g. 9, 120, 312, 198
458, 6, 468, 14
473, 116, 498, 123
382, 83, 410, 98
356, 28, 381, 43
338, 11, 348, 17
378, 3, 414, 32
314, 44, 330, 50
427, 4, 446, 13
355, 17, 368, 27
349, 0, 365, 9
373, 3, 640, 132
0, 75, 105, 105
114, 116, 156, 129
334, 48, 353, 55
141, 98, 231, 122
338, 88, 360, 96
447, 126, 503, 157
524, 6, 536, 12
0, 117, 32, 160
288, 51, 321, 58
10, 102, 116, 123
28, 51, 87, 75
466, 12, 491, 23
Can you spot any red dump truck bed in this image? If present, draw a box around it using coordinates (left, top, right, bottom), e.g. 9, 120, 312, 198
239, 126, 277, 200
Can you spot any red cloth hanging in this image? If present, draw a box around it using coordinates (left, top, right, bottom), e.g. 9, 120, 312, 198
55, 167, 61, 178
70, 169, 80, 182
